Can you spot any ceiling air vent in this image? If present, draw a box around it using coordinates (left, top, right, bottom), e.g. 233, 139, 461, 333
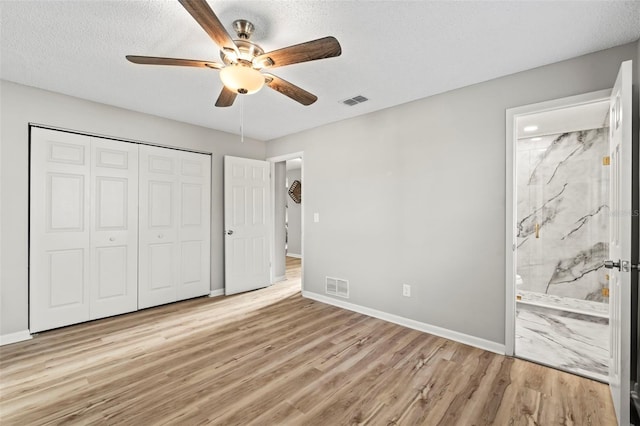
326, 276, 349, 298
341, 95, 369, 106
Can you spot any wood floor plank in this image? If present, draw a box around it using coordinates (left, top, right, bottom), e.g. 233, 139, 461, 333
0, 258, 617, 425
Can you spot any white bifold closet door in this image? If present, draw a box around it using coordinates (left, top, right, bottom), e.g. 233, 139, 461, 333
30, 128, 139, 332
138, 145, 211, 309
89, 138, 139, 320
31, 128, 211, 332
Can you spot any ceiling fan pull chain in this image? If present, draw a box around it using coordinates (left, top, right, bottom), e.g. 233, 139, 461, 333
240, 95, 245, 143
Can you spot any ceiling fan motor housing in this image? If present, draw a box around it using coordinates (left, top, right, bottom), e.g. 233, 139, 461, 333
220, 39, 264, 65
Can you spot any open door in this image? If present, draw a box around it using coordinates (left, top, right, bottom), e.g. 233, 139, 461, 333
224, 156, 271, 295
605, 60, 632, 426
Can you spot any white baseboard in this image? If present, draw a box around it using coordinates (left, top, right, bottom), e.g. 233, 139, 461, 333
302, 291, 505, 355
286, 253, 302, 259
273, 275, 287, 283
209, 289, 224, 298
0, 330, 32, 346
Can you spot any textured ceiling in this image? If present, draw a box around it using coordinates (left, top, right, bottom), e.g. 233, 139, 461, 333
1, 1, 639, 141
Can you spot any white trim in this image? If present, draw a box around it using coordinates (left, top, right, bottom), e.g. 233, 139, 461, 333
303, 290, 505, 355
504, 89, 611, 357
267, 152, 304, 292
209, 289, 224, 298
268, 160, 277, 286
505, 106, 516, 356
0, 330, 32, 346
266, 152, 305, 164
29, 123, 214, 155
286, 253, 302, 259
273, 275, 287, 283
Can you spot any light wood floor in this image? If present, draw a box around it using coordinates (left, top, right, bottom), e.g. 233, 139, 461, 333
1, 257, 616, 425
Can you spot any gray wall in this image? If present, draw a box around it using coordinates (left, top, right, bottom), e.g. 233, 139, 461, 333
273, 162, 287, 279
266, 42, 639, 345
0, 80, 266, 336
286, 168, 302, 256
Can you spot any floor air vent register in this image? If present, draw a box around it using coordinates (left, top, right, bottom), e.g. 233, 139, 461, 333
326, 277, 349, 298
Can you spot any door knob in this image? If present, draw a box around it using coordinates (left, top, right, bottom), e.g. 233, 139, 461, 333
109, 237, 115, 242
158, 233, 164, 239
226, 230, 234, 235
605, 260, 634, 272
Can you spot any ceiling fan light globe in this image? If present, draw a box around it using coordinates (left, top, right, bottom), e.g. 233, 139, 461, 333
220, 65, 264, 95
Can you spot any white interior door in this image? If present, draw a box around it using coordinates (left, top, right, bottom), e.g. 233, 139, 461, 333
30, 128, 91, 332
606, 60, 632, 426
139, 145, 179, 308
224, 156, 271, 295
177, 151, 211, 300
89, 138, 138, 319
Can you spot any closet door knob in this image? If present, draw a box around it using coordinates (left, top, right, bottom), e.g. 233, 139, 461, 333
109, 237, 115, 242
158, 234, 164, 239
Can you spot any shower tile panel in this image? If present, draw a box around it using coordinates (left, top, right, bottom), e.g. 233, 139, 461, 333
516, 304, 608, 382
517, 128, 609, 302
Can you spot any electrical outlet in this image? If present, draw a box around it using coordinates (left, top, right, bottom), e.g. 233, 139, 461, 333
402, 284, 411, 297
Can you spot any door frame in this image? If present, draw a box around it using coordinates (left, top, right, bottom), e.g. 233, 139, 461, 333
504, 89, 611, 356
266, 152, 304, 290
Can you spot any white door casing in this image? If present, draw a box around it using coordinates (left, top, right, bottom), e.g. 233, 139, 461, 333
607, 60, 632, 426
177, 151, 211, 300
224, 156, 271, 295
89, 138, 139, 320
138, 145, 180, 308
504, 89, 612, 357
30, 128, 91, 332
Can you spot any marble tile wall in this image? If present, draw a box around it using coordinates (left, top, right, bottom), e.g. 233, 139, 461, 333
516, 303, 608, 382
516, 128, 609, 303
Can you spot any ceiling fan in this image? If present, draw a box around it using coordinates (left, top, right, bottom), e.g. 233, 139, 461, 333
126, 0, 342, 107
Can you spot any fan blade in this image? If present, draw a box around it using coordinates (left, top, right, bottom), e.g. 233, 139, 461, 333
126, 55, 223, 69
253, 36, 341, 69
263, 74, 317, 106
215, 86, 237, 107
178, 0, 238, 54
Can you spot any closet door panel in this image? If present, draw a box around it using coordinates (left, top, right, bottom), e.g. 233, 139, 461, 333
139, 145, 179, 308
31, 129, 211, 330
177, 152, 211, 300
89, 138, 138, 319
30, 128, 91, 332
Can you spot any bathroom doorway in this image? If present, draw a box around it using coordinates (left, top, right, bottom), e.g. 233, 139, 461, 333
507, 91, 612, 382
